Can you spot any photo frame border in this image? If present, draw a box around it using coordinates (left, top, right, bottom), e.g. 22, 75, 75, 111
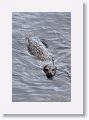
0, 0, 83, 114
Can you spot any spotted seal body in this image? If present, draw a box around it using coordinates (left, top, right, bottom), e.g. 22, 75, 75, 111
27, 36, 52, 61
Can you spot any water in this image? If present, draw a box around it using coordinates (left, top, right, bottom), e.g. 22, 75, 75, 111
12, 12, 71, 102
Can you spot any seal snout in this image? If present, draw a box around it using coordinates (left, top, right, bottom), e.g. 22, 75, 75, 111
46, 73, 53, 78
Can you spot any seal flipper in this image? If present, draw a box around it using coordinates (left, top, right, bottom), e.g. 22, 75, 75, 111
41, 39, 48, 48
41, 41, 48, 48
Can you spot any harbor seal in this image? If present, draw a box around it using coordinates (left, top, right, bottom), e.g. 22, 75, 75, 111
26, 36, 57, 78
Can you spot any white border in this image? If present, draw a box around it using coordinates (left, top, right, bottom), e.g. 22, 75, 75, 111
0, 0, 83, 114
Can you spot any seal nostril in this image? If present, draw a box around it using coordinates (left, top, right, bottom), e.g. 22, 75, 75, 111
49, 73, 52, 75
47, 73, 53, 78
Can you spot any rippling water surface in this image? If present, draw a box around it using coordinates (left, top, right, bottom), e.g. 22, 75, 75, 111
12, 12, 71, 102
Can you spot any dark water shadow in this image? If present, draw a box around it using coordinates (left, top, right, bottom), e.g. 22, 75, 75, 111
3, 3, 87, 118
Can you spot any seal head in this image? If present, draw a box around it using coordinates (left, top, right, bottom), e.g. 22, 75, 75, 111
43, 65, 57, 78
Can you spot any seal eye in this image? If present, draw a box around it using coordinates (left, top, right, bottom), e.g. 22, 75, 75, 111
44, 68, 48, 72
52, 69, 54, 71
43, 65, 49, 73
